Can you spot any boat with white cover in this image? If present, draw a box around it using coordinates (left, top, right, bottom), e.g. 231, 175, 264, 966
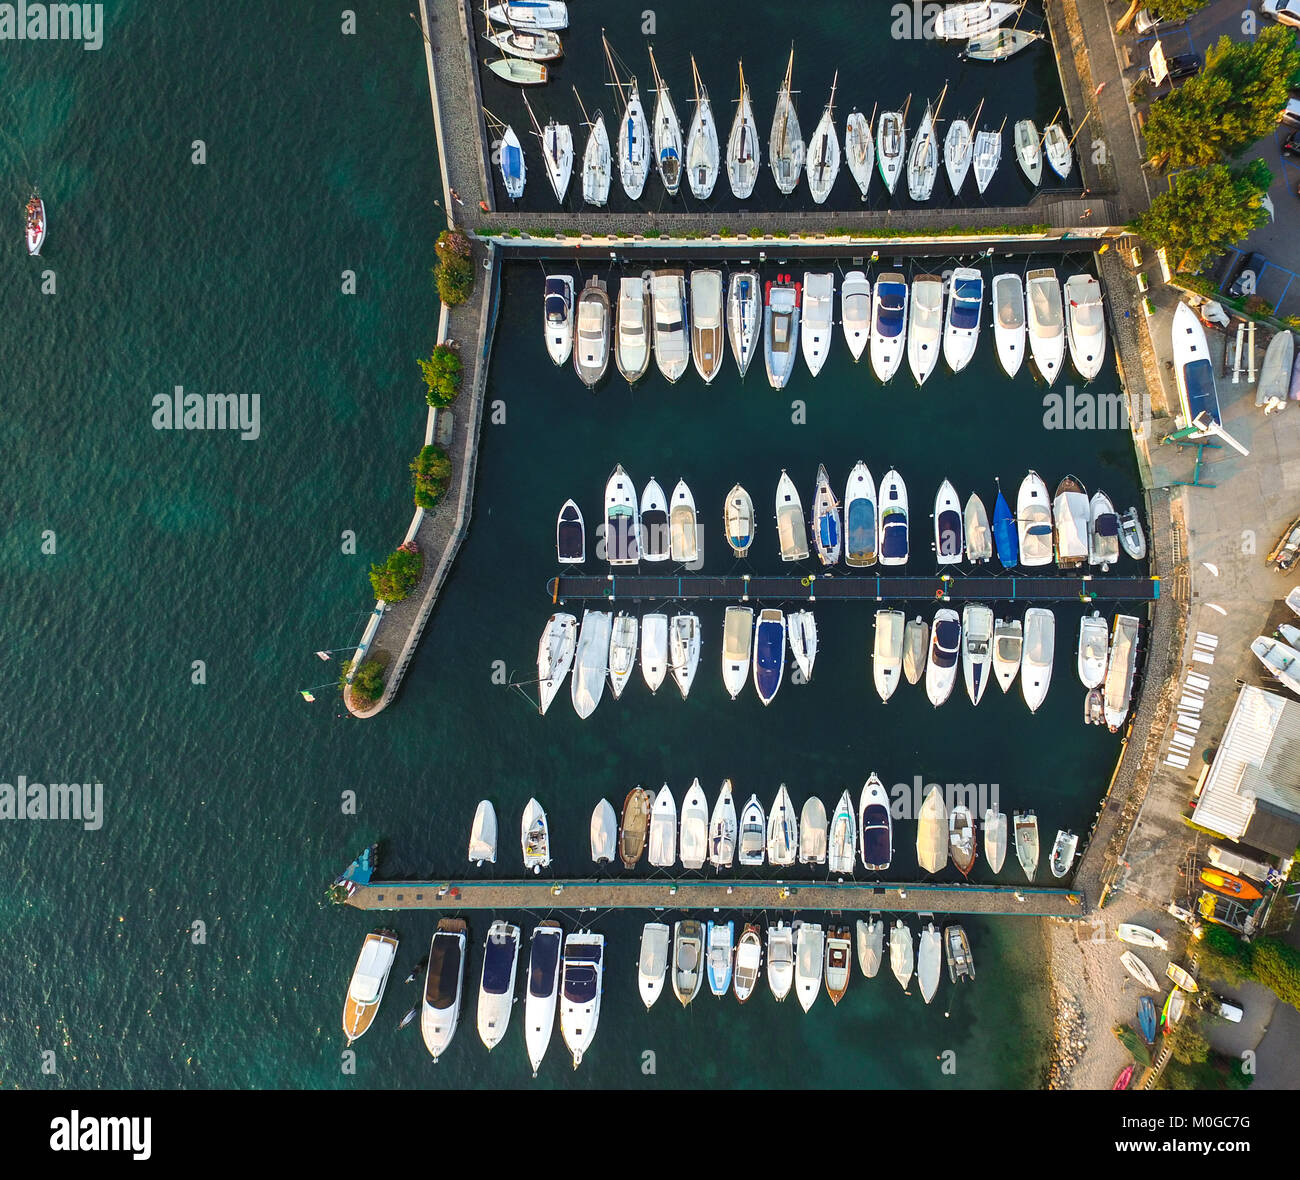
706, 920, 734, 996
521, 797, 551, 873
727, 270, 761, 377
469, 799, 498, 865
769, 48, 804, 194
1026, 268, 1064, 384
767, 921, 794, 1000
651, 269, 689, 383
477, 920, 520, 1051
1014, 810, 1039, 880
944, 268, 983, 373
845, 461, 877, 566
607, 612, 638, 699
879, 468, 909, 565
984, 809, 1008, 874
1258, 330, 1294, 410
993, 617, 1022, 692
904, 616, 928, 684
873, 608, 905, 701
640, 477, 669, 563
859, 773, 893, 871
615, 272, 652, 382
992, 272, 1026, 377
544, 275, 575, 366
775, 470, 809, 561
1017, 470, 1053, 567
524, 921, 563, 1076
559, 931, 603, 1068
1021, 607, 1055, 713
871, 273, 908, 383
908, 274, 944, 385
917, 919, 942, 1004
708, 780, 738, 870
788, 609, 818, 682
672, 920, 704, 1006
795, 921, 825, 1012
733, 925, 762, 1003
962, 602, 994, 705
343, 930, 399, 1045
669, 479, 699, 564
725, 483, 755, 557
810, 464, 840, 566
806, 72, 841, 205
421, 918, 467, 1062
1089, 491, 1120, 569
726, 62, 761, 199
537, 612, 577, 716
1014, 118, 1041, 185
764, 275, 801, 389
1065, 274, 1106, 381
1053, 475, 1089, 569
571, 609, 612, 720
841, 271, 872, 361
722, 606, 754, 700
669, 612, 701, 698
845, 109, 874, 198
828, 789, 856, 874
679, 779, 710, 870
605, 464, 640, 566
877, 107, 907, 194
641, 612, 668, 693
767, 783, 799, 867
801, 272, 835, 376
637, 921, 670, 1011
685, 56, 719, 199
934, 479, 964, 565
738, 794, 766, 866
965, 494, 992, 562
799, 796, 828, 865
857, 915, 884, 978
916, 785, 949, 874
648, 784, 677, 868
590, 799, 617, 864
889, 920, 915, 991
690, 269, 725, 384
1077, 611, 1108, 689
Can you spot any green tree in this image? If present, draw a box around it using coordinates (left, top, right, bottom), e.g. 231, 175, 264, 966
410, 444, 453, 509
434, 229, 475, 305
418, 343, 462, 407
1198, 924, 1253, 985
344, 658, 386, 705
1251, 939, 1300, 1008
368, 545, 423, 603
1165, 1018, 1210, 1066
1131, 160, 1272, 272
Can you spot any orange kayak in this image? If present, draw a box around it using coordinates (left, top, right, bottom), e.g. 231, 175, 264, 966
1199, 868, 1262, 901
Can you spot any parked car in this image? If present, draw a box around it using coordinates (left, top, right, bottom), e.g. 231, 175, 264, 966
1212, 995, 1244, 1023
1264, 0, 1300, 29
1284, 130, 1300, 160
1135, 7, 1169, 33
1226, 251, 1269, 298
1281, 97, 1300, 127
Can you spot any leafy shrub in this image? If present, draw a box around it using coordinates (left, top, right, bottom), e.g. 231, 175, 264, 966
411, 444, 452, 509
369, 542, 423, 603
344, 657, 386, 705
434, 230, 474, 304
418, 343, 462, 407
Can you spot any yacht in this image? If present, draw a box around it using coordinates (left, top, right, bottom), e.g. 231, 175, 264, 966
559, 931, 604, 1068
857, 915, 884, 978
648, 784, 678, 868
876, 107, 907, 194
725, 483, 756, 557
811, 464, 841, 566
1017, 470, 1053, 567
775, 470, 810, 561
1021, 607, 1056, 713
648, 46, 683, 196
845, 109, 874, 197
487, 1, 567, 28
1050, 829, 1079, 878
767, 921, 795, 1000
962, 602, 994, 705
726, 62, 762, 199
679, 778, 710, 870
801, 272, 836, 376
859, 772, 893, 871
607, 612, 638, 699
727, 270, 761, 377
845, 461, 877, 566
708, 780, 738, 870
943, 268, 983, 373
581, 109, 612, 207
753, 610, 787, 706
468, 799, 498, 866
556, 500, 585, 564
992, 617, 1023, 693
871, 273, 908, 383
343, 931, 399, 1045
1014, 118, 1042, 185
788, 610, 818, 683
764, 274, 801, 389
570, 609, 612, 719
1077, 611, 1109, 689
828, 788, 857, 874
421, 917, 468, 1062
573, 277, 610, 387
672, 920, 705, 1006
806, 72, 841, 204
972, 124, 1002, 193
1043, 122, 1072, 179
944, 114, 974, 195
619, 787, 652, 868
934, 479, 964, 565
769, 47, 805, 194
651, 269, 690, 382
543, 275, 575, 365
476, 920, 521, 1051
1089, 490, 1121, 570
1014, 810, 1040, 881
799, 795, 828, 865
590, 798, 617, 864
706, 920, 735, 996
733, 925, 763, 1003
917, 919, 943, 1004
1026, 267, 1064, 385
605, 464, 640, 566
669, 612, 701, 698
521, 797, 551, 873
669, 479, 699, 564
690, 268, 726, 383
641, 612, 668, 693
1053, 475, 1090, 569
889, 920, 915, 991
1064, 274, 1106, 381
992, 272, 1026, 378
878, 469, 910, 566
615, 272, 652, 382
637, 921, 670, 1011
908, 274, 944, 386
499, 124, 526, 199
722, 605, 755, 700
841, 271, 872, 361
965, 494, 992, 562
685, 56, 719, 199
640, 477, 670, 562
738, 794, 767, 866
984, 809, 1008, 874
795, 922, 826, 1012
1104, 614, 1140, 731
916, 785, 949, 874
767, 783, 799, 866
536, 612, 577, 716
524, 921, 563, 1076
903, 616, 928, 685
873, 608, 905, 701
1171, 301, 1222, 431
949, 805, 977, 877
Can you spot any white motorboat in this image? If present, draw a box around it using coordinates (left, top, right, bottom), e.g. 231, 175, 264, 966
1252, 635, 1300, 696
648, 784, 678, 868
775, 469, 810, 562
806, 72, 841, 205
1026, 268, 1064, 385
949, 805, 977, 877
857, 916, 884, 978
672, 920, 705, 1006
1170, 302, 1222, 431
722, 605, 755, 700
927, 607, 961, 706
648, 46, 683, 196
468, 799, 498, 866
570, 609, 612, 720
943, 267, 983, 373
607, 612, 638, 699
685, 56, 719, 199
859, 772, 893, 872
871, 273, 908, 384
559, 931, 604, 1068
421, 917, 467, 1062
934, 478, 964, 565
917, 920, 942, 1004
536, 612, 577, 716
764, 274, 801, 389
489, 57, 549, 85
1105, 614, 1140, 730
487, 1, 567, 29
573, 277, 611, 387
972, 125, 1002, 193
788, 609, 818, 682
1014, 810, 1039, 881
1065, 274, 1106, 382
690, 268, 726, 384
669, 478, 699, 564
477, 920, 521, 1051
1043, 122, 1072, 179
984, 809, 1008, 874
965, 494, 992, 562
708, 780, 738, 870
944, 923, 975, 984
1021, 607, 1055, 713
521, 797, 551, 874
651, 269, 690, 383
810, 463, 841, 566
500, 124, 526, 199
916, 785, 949, 874
706, 920, 735, 996
581, 110, 612, 207
727, 270, 761, 377
962, 602, 995, 705
1089, 491, 1120, 570
541, 116, 574, 204
889, 920, 915, 991
1017, 469, 1053, 567
877, 108, 906, 194
726, 61, 762, 199
590, 799, 618, 864
904, 616, 928, 685
993, 617, 1022, 692
640, 477, 669, 563
907, 95, 941, 201
637, 921, 670, 1011
844, 461, 877, 567
1050, 829, 1078, 878
679, 779, 710, 870
669, 612, 701, 699
801, 272, 835, 376
543, 274, 575, 366
641, 611, 669, 693
845, 109, 874, 198
725, 483, 756, 557
964, 26, 1043, 62
524, 920, 563, 1076
733, 925, 763, 1003
1077, 610, 1108, 690
1053, 475, 1090, 569
992, 272, 1026, 378
767, 921, 795, 1000
828, 788, 857, 875
615, 272, 652, 383
944, 117, 973, 195
937, 1, 1022, 39
1014, 118, 1041, 185
769, 47, 804, 194
878, 468, 910, 566
799, 796, 828, 865
841, 271, 872, 362
767, 783, 799, 867
342, 930, 398, 1045
908, 274, 944, 386
556, 498, 585, 564
1117, 924, 1169, 951
738, 794, 767, 866
605, 463, 640, 566
873, 608, 906, 701
795, 922, 825, 1012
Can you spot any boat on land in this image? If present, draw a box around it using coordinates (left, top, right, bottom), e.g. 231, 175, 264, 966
795, 921, 826, 1012
764, 274, 802, 389
1017, 469, 1053, 567
1014, 118, 1041, 185
1120, 950, 1159, 990
1258, 329, 1295, 410
934, 479, 964, 565
859, 773, 893, 872
1065, 274, 1106, 382
1049, 829, 1078, 878
879, 468, 910, 566
993, 617, 1022, 692
992, 272, 1026, 378
1163, 988, 1186, 1028
871, 273, 908, 383
918, 919, 943, 1004
544, 275, 575, 366
811, 464, 841, 565
690, 269, 725, 383
767, 783, 799, 867
637, 921, 670, 1011
727, 270, 761, 377
825, 927, 852, 1005
1289, 586, 1300, 618
1171, 302, 1222, 430
672, 920, 705, 1006
607, 612, 638, 699
619, 787, 652, 868
343, 931, 399, 1045
1118, 924, 1169, 951
799, 796, 828, 865
845, 461, 878, 567
669, 612, 701, 699
1021, 607, 1055, 713
937, 1, 1022, 39
945, 924, 975, 983
1014, 810, 1039, 881
776, 469, 810, 561
767, 921, 794, 1000
907, 89, 944, 201
578, 99, 612, 208
477, 920, 521, 1051
916, 785, 949, 874
651, 269, 690, 383
828, 789, 857, 875
733, 925, 762, 1003
1138, 995, 1158, 1046
685, 56, 719, 200
722, 606, 755, 700
806, 72, 841, 204
889, 920, 915, 991
965, 494, 992, 562
468, 799, 498, 865
753, 608, 787, 705
962, 602, 994, 705
537, 613, 577, 716
984, 809, 1008, 874
706, 920, 735, 996
1077, 611, 1109, 689
641, 612, 668, 693
877, 104, 907, 194
709, 780, 738, 870
903, 615, 928, 684
521, 798, 551, 874
873, 608, 905, 701
801, 272, 836, 376
857, 916, 884, 978
727, 61, 762, 199
908, 274, 945, 385
524, 921, 563, 1075
845, 109, 874, 197
944, 113, 974, 196
647, 46, 683, 196
1199, 868, 1263, 901
571, 609, 612, 719
769, 47, 805, 194
560, 931, 604, 1068
927, 607, 961, 706
488, 58, 549, 85
739, 794, 767, 867
1104, 614, 1140, 731
25, 190, 45, 256
949, 805, 977, 877
487, 0, 567, 28
788, 609, 817, 681
842, 271, 872, 361
574, 278, 611, 386
1026, 268, 1064, 384
590, 799, 617, 864
679, 779, 710, 871
615, 272, 652, 382
964, 26, 1043, 61
1166, 963, 1199, 993
944, 268, 983, 373
972, 123, 1002, 193
640, 478, 669, 562
993, 481, 1018, 566
1089, 491, 1121, 569
421, 917, 468, 1062
499, 124, 526, 199
670, 479, 699, 564
1043, 122, 1072, 179
1254, 633, 1300, 694
1053, 475, 1089, 569
648, 784, 677, 868
725, 483, 756, 557
605, 464, 640, 566
556, 498, 585, 564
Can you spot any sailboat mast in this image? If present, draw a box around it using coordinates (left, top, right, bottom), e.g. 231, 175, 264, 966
521, 90, 544, 144
572, 85, 591, 129
970, 97, 985, 130
602, 30, 627, 113
901, 92, 913, 127
691, 54, 704, 107
648, 44, 664, 96
777, 45, 794, 158
1065, 110, 1092, 149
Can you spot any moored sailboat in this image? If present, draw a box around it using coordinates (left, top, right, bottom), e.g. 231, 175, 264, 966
708, 780, 738, 870
845, 108, 874, 198
647, 45, 683, 196
536, 612, 577, 716
669, 612, 701, 699
806, 71, 841, 205
685, 55, 719, 199
767, 783, 799, 867
828, 789, 857, 875
769, 46, 805, 194
788, 609, 818, 682
811, 463, 841, 565
1014, 118, 1042, 185
877, 101, 908, 195
726, 61, 762, 199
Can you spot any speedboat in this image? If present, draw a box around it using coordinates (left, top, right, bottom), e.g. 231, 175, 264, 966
738, 794, 767, 866
570, 609, 612, 719
468, 799, 498, 866
877, 107, 906, 194
972, 125, 1002, 193
1171, 302, 1222, 431
1050, 829, 1078, 878
556, 500, 585, 564
640, 477, 670, 562
825, 926, 852, 1005
536, 612, 577, 716
637, 922, 670, 1011
801, 272, 835, 376
889, 920, 915, 991
903, 616, 928, 685
524, 921, 563, 1076
767, 921, 795, 1001
873, 608, 905, 701
1064, 274, 1106, 381
841, 271, 872, 361
343, 930, 399, 1045
1252, 634, 1300, 696
581, 110, 612, 207
708, 780, 738, 870
544, 275, 575, 365
726, 61, 762, 199
669, 479, 699, 564
764, 274, 801, 389
1021, 607, 1055, 713
605, 464, 640, 566
672, 920, 705, 1006
944, 116, 973, 195
993, 481, 1018, 566
590, 799, 618, 864
727, 270, 761, 377
1043, 122, 1072, 179
811, 465, 841, 565
615, 63, 652, 200
648, 46, 683, 196
845, 461, 878, 566
984, 809, 1008, 874
24, 190, 45, 256
1120, 951, 1158, 990
677, 778, 709, 872
1077, 611, 1109, 689
620, 787, 652, 868
945, 924, 976, 983
574, 277, 611, 387
733, 925, 763, 1003
651, 270, 690, 383
1017, 470, 1053, 567
859, 773, 893, 872
1089, 491, 1121, 569
795, 921, 825, 1012
878, 468, 909, 565
965, 494, 992, 562
992, 272, 1026, 377
828, 789, 857, 874
607, 612, 638, 699
943, 268, 983, 373
917, 920, 942, 1004
521, 797, 551, 873
767, 783, 799, 867
871, 273, 908, 383
690, 269, 725, 383
908, 274, 944, 386
799, 795, 828, 865
1117, 924, 1169, 951
949, 805, 977, 877
962, 602, 994, 705
615, 272, 652, 383
1014, 118, 1041, 185
641, 612, 668, 693
725, 483, 756, 556
487, 1, 567, 28
1026, 268, 1064, 384
937, 1, 1022, 38
934, 479, 964, 565
648, 784, 677, 868
477, 920, 521, 1051
857, 916, 884, 978
669, 612, 701, 699
540, 115, 574, 204
776, 470, 810, 561
769, 48, 804, 194
917, 785, 949, 874
560, 931, 604, 1068
1053, 475, 1089, 569
927, 607, 961, 706
993, 617, 1022, 692
788, 609, 818, 682
421, 917, 468, 1062
1014, 810, 1039, 881
907, 97, 940, 201
685, 56, 719, 199
965, 26, 1043, 61
806, 72, 841, 204
500, 124, 526, 199
722, 606, 755, 700
706, 921, 735, 996
845, 110, 874, 198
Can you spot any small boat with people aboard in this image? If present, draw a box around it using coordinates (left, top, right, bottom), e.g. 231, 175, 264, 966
521, 797, 551, 874
25, 190, 45, 256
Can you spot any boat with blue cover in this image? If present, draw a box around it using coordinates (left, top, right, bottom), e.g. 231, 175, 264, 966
858, 772, 893, 871
1138, 995, 1158, 1046
753, 608, 787, 705
993, 481, 1018, 566
811, 464, 841, 566
1171, 301, 1221, 431
878, 468, 909, 566
844, 461, 877, 567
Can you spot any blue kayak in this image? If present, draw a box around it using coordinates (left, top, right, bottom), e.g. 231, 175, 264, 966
1138, 995, 1157, 1046
993, 487, 1018, 568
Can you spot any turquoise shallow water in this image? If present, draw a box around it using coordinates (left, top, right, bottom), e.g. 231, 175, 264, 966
0, 2, 1132, 1090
